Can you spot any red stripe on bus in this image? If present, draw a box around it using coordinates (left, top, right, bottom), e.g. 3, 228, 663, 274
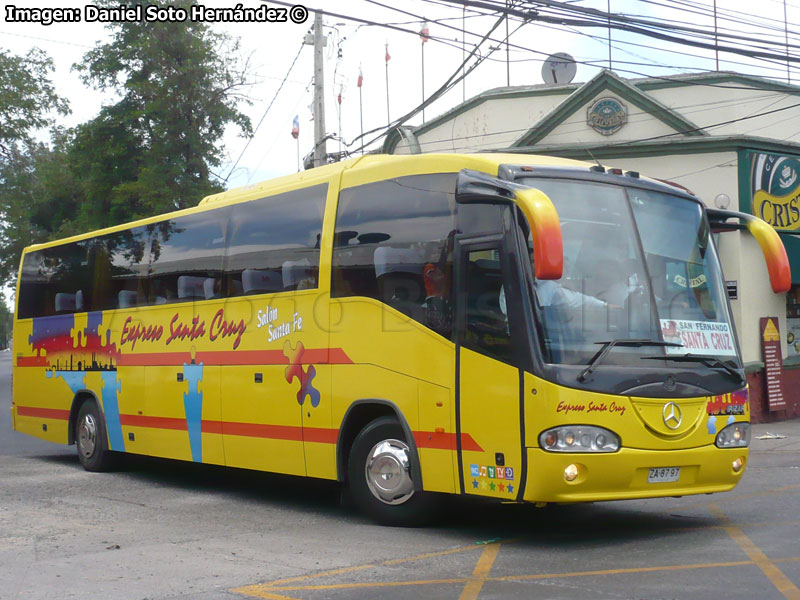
16, 406, 70, 420
15, 405, 480, 452
414, 431, 484, 452
302, 427, 339, 444
220, 422, 304, 441
120, 414, 188, 431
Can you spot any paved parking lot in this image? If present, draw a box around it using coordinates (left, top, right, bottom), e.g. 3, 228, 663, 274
2, 352, 799, 599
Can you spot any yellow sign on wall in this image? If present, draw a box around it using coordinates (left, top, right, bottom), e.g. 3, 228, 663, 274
753, 190, 800, 231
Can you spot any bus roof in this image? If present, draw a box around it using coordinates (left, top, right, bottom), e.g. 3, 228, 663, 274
18, 153, 614, 253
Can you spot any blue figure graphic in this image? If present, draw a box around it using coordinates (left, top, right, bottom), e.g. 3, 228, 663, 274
183, 363, 204, 463
707, 415, 717, 435
46, 370, 86, 394
101, 372, 125, 452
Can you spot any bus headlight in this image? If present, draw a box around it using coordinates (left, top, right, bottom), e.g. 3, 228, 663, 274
539, 426, 620, 453
715, 422, 751, 448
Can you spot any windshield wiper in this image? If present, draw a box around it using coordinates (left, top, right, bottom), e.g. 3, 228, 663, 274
640, 353, 745, 384
578, 339, 682, 382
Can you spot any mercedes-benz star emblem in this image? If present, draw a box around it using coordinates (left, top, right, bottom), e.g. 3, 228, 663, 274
662, 402, 683, 430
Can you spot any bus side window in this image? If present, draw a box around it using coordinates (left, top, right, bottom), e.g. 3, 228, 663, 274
147, 210, 228, 304
224, 184, 326, 297
17, 240, 93, 318
331, 174, 457, 339
92, 226, 150, 311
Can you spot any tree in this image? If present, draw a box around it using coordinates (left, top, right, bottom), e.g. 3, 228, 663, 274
75, 0, 253, 223
0, 47, 70, 285
0, 133, 83, 283
0, 48, 69, 157
0, 294, 11, 350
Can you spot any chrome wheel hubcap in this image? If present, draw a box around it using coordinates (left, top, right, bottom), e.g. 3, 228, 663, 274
365, 439, 415, 505
78, 414, 97, 459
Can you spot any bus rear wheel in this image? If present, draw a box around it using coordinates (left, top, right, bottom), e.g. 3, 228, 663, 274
75, 400, 117, 472
347, 416, 436, 526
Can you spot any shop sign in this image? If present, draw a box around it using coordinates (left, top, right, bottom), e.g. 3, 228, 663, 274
760, 317, 786, 411
587, 97, 628, 136
750, 152, 800, 231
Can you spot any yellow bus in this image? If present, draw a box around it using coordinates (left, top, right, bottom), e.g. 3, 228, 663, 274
11, 153, 790, 525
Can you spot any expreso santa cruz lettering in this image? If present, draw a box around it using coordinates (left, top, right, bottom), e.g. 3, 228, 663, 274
11, 153, 790, 525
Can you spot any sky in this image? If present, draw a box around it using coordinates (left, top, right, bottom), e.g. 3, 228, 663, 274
3, 0, 799, 193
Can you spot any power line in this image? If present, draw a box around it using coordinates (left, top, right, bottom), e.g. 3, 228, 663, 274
224, 40, 305, 182
439, 0, 800, 65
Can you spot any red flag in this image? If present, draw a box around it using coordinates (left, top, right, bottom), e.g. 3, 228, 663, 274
420, 21, 429, 43
291, 115, 299, 139
357, 66, 363, 88
338, 91, 342, 105
385, 43, 391, 63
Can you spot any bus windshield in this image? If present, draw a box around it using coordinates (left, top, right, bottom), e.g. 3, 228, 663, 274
517, 178, 739, 370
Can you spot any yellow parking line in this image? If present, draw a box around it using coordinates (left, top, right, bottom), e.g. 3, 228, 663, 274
710, 504, 800, 600
459, 542, 501, 600
233, 543, 484, 598
234, 556, 800, 598
493, 560, 754, 582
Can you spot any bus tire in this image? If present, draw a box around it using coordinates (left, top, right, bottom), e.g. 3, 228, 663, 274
75, 400, 116, 472
347, 416, 436, 526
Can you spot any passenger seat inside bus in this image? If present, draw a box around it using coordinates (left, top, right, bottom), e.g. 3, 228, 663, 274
177, 275, 209, 301
242, 269, 284, 295
282, 259, 317, 291
55, 290, 83, 313
118, 290, 143, 308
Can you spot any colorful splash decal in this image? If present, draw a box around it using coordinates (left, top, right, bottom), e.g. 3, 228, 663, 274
283, 340, 320, 407
470, 464, 515, 494
706, 389, 748, 417
28, 311, 126, 450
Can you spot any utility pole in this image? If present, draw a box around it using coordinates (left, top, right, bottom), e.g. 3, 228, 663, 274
312, 11, 327, 168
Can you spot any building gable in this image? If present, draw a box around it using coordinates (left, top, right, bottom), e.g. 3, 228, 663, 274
512, 70, 707, 148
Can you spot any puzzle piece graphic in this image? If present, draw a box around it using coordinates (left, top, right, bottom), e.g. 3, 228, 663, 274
282, 340, 321, 407
183, 363, 204, 463
101, 372, 125, 452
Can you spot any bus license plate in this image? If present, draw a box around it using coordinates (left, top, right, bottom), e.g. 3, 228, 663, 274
648, 467, 680, 483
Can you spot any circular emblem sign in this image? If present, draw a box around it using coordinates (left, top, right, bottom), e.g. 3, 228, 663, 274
587, 97, 628, 136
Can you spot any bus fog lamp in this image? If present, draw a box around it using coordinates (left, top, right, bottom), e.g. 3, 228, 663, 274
539, 426, 620, 453
715, 422, 751, 448
564, 463, 579, 482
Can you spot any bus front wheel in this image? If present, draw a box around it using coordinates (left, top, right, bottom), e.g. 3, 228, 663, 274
75, 400, 117, 472
347, 416, 436, 526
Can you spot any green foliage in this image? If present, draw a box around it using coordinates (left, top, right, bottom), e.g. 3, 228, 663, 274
75, 0, 252, 218
0, 134, 83, 283
0, 48, 69, 157
0, 1, 253, 289
0, 292, 11, 349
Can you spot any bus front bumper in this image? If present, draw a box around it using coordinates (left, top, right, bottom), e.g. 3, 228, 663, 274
523, 445, 748, 504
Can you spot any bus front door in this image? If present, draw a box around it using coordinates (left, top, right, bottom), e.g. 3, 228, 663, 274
456, 240, 525, 501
